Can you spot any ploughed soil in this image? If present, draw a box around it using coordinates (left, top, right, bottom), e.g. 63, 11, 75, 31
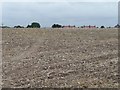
2, 28, 118, 88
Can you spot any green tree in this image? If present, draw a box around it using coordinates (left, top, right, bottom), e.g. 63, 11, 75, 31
27, 25, 32, 28
14, 25, 24, 28
115, 24, 120, 28
100, 26, 105, 28
31, 22, 41, 28
27, 22, 41, 28
52, 24, 62, 28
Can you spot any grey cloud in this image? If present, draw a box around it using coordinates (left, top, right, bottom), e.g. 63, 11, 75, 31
2, 2, 118, 27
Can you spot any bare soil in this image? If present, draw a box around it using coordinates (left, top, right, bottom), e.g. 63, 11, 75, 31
2, 28, 118, 88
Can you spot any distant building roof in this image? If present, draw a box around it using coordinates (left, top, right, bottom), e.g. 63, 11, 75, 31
62, 25, 76, 28
81, 25, 96, 28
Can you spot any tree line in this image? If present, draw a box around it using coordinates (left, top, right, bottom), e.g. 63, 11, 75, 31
14, 22, 41, 28
1, 22, 120, 28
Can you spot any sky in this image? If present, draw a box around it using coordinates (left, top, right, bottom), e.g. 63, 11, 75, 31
1, 0, 119, 27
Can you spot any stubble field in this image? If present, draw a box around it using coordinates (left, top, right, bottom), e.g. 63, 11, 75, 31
2, 28, 119, 88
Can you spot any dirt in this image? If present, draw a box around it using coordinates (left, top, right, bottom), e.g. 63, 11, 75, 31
0, 29, 2, 89
2, 28, 119, 88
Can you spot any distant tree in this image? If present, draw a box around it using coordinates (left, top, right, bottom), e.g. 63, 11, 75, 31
1, 23, 10, 28
52, 24, 62, 28
2, 26, 10, 28
27, 25, 32, 28
27, 22, 41, 28
115, 24, 120, 28
89, 25, 91, 28
31, 22, 40, 28
100, 26, 105, 28
14, 25, 24, 28
81, 26, 84, 28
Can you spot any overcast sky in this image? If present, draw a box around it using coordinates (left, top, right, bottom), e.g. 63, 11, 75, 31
2, 0, 118, 27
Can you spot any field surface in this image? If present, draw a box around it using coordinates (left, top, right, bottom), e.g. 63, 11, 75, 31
2, 28, 118, 88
